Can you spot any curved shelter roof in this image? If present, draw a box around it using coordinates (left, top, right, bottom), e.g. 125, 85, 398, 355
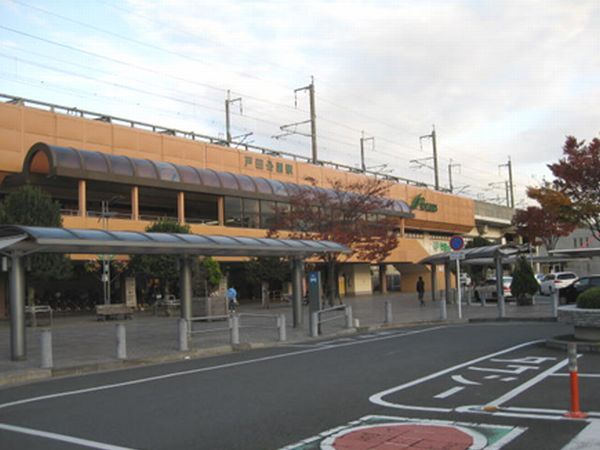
23, 143, 412, 217
0, 225, 351, 257
418, 244, 524, 265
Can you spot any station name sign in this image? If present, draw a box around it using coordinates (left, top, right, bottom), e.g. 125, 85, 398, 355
410, 194, 438, 213
244, 156, 294, 176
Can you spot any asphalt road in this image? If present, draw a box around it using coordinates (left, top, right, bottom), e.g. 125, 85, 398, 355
0, 321, 598, 449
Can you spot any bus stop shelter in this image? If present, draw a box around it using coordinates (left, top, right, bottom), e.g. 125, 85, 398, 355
0, 225, 350, 361
419, 244, 525, 317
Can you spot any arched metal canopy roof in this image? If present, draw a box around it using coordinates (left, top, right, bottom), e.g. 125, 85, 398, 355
418, 244, 524, 265
22, 143, 412, 217
0, 225, 351, 257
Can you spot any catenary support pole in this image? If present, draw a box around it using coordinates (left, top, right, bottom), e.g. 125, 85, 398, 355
9, 253, 26, 361
291, 257, 303, 327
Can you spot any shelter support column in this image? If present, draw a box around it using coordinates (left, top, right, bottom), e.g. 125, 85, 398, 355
78, 180, 86, 217
444, 262, 451, 304
379, 264, 387, 294
430, 264, 437, 302
180, 257, 192, 322
495, 255, 506, 318
218, 196, 225, 226
177, 192, 185, 225
399, 218, 405, 237
292, 257, 304, 328
131, 186, 139, 221
9, 253, 26, 361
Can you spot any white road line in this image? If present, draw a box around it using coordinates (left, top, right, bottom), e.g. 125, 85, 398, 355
561, 419, 600, 450
369, 339, 544, 413
551, 373, 600, 378
0, 422, 136, 450
434, 386, 465, 399
0, 326, 445, 411
451, 375, 481, 385
486, 358, 569, 407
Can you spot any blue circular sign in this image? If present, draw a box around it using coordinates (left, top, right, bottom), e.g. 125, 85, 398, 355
449, 235, 465, 251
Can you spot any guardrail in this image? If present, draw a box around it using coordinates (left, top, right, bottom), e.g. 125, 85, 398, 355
310, 305, 353, 337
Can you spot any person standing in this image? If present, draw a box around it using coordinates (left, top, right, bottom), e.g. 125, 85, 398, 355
227, 286, 238, 313
416, 276, 425, 306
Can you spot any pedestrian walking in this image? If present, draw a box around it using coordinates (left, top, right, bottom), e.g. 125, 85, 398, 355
416, 276, 425, 306
227, 286, 238, 313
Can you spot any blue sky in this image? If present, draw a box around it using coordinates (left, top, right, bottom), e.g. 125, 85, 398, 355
1, 0, 599, 205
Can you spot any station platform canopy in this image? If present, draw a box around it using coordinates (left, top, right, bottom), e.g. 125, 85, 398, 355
0, 225, 351, 257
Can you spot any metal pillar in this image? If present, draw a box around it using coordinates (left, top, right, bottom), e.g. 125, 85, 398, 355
291, 257, 303, 327
431, 264, 437, 302
444, 262, 451, 304
180, 257, 192, 323
495, 255, 506, 318
9, 253, 26, 361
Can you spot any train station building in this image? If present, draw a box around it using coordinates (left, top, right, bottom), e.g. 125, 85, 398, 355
0, 95, 515, 316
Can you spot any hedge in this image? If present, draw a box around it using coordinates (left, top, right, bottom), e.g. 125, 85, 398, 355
576, 287, 600, 309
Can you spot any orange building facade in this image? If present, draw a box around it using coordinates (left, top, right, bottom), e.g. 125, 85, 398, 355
0, 98, 476, 311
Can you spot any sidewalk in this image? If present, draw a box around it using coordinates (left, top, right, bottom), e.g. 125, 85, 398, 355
0, 291, 556, 386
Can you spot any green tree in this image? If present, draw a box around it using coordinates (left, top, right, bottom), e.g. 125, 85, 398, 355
510, 256, 539, 304
195, 257, 223, 295
0, 185, 72, 282
129, 219, 191, 296
243, 257, 291, 288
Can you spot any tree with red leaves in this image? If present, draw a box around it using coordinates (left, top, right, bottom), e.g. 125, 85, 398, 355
548, 136, 600, 241
512, 204, 575, 251
268, 177, 402, 304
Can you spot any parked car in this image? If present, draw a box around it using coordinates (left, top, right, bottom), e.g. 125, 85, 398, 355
474, 276, 513, 302
534, 274, 546, 285
539, 272, 578, 295
561, 275, 600, 303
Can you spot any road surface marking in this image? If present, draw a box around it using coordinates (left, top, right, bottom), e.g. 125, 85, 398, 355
0, 422, 136, 450
550, 373, 600, 378
434, 386, 465, 399
561, 419, 600, 450
485, 358, 569, 407
0, 326, 444, 411
369, 339, 543, 413
452, 375, 481, 385
500, 377, 517, 382
468, 364, 540, 374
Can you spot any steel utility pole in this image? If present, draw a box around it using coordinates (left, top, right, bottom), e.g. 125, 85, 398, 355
225, 90, 242, 146
499, 157, 515, 208
419, 125, 439, 190
360, 131, 374, 172
295, 77, 318, 163
448, 159, 461, 193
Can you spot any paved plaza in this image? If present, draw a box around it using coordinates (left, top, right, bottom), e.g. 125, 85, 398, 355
0, 291, 557, 386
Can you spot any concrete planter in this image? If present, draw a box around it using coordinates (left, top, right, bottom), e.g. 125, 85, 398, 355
558, 305, 600, 341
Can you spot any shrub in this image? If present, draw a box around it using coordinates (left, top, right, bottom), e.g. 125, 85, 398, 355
576, 287, 600, 309
510, 256, 538, 304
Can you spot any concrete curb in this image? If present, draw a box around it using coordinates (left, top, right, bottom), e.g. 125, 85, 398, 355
469, 317, 557, 323
546, 335, 600, 353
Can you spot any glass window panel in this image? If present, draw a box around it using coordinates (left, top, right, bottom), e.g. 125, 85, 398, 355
260, 200, 276, 229
28, 228, 75, 240
177, 165, 201, 185
81, 151, 109, 173
54, 147, 81, 170
176, 235, 213, 245
70, 230, 113, 241
253, 177, 274, 195
145, 233, 183, 243
196, 169, 221, 188
108, 155, 134, 177
205, 236, 238, 245
242, 198, 260, 228
235, 174, 257, 192
224, 197, 242, 227
154, 161, 180, 182
110, 231, 149, 242
218, 172, 240, 190
132, 159, 158, 179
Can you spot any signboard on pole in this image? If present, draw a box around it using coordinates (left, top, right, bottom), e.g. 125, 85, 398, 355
450, 252, 465, 261
449, 235, 465, 251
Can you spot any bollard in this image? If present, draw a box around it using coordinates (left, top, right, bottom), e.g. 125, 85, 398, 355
178, 318, 189, 352
439, 297, 447, 320
116, 323, 127, 360
552, 289, 559, 318
345, 306, 354, 329
40, 328, 53, 369
310, 311, 319, 337
230, 314, 240, 345
278, 314, 287, 342
565, 342, 587, 418
384, 300, 393, 324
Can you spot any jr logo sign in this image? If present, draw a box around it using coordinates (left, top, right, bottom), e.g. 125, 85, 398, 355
410, 194, 438, 213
